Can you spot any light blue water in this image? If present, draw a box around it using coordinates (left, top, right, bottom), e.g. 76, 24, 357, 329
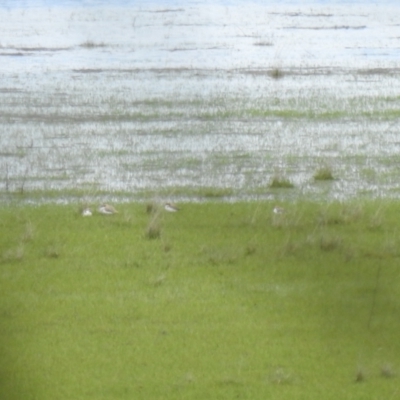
0, 0, 399, 202
2, 0, 399, 73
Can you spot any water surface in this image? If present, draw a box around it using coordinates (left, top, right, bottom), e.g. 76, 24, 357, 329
1, 0, 400, 203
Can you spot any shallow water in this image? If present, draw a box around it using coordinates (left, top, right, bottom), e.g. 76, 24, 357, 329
1, 0, 400, 203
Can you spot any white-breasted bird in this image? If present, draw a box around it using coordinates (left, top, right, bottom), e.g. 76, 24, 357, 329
98, 204, 118, 215
273, 206, 285, 215
81, 207, 92, 217
164, 203, 179, 212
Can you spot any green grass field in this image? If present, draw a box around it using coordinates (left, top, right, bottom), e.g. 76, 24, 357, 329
1, 201, 399, 399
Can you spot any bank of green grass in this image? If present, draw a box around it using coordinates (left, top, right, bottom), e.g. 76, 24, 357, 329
1, 201, 400, 399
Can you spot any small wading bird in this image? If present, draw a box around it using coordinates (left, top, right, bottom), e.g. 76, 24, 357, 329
98, 204, 118, 215
273, 206, 285, 215
81, 207, 92, 217
164, 203, 179, 212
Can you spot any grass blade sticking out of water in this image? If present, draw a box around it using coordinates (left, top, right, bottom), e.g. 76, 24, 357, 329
269, 175, 295, 188
314, 165, 335, 181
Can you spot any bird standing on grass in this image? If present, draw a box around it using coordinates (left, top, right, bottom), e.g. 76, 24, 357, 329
273, 206, 285, 215
164, 203, 179, 212
98, 204, 118, 215
81, 207, 92, 217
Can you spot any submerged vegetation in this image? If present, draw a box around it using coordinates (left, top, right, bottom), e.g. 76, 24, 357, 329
79, 40, 107, 48
1, 68, 400, 201
1, 200, 400, 399
269, 67, 284, 79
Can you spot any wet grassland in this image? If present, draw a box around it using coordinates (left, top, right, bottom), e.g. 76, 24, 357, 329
1, 200, 400, 399
2, 3, 400, 399
1, 67, 400, 400
1, 68, 400, 202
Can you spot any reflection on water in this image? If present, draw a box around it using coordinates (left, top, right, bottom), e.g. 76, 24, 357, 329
1, 1, 400, 202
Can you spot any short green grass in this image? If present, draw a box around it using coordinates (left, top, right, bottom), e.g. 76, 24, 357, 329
1, 201, 400, 400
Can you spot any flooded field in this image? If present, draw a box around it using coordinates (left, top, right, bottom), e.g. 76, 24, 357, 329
1, 0, 400, 203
